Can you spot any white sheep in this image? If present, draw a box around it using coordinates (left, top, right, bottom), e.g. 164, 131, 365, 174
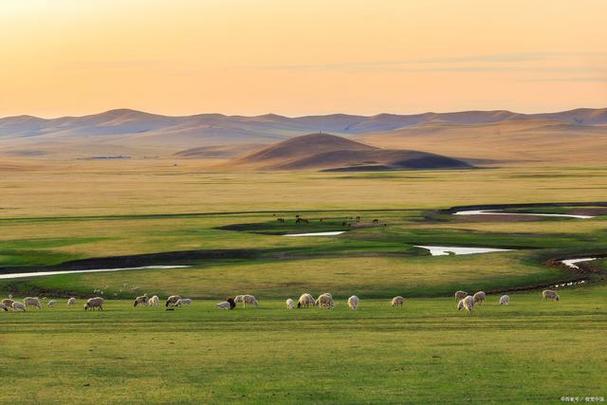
347, 295, 359, 310
2, 298, 15, 309
67, 297, 77, 306
47, 300, 57, 308
315, 293, 335, 309
216, 297, 236, 310
12, 301, 26, 312
133, 294, 149, 307
542, 290, 560, 302
23, 297, 42, 310
84, 297, 104, 311
457, 295, 475, 315
234, 295, 258, 308
242, 295, 258, 308
285, 298, 295, 309
297, 293, 316, 308
473, 291, 486, 305
499, 295, 510, 305
391, 296, 405, 307
454, 290, 468, 301
148, 295, 160, 306
165, 295, 182, 308
176, 298, 192, 306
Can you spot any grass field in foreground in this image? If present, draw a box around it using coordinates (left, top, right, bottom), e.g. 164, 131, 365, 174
1, 287, 605, 404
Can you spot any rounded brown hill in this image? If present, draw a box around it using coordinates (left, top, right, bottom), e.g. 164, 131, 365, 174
229, 133, 472, 171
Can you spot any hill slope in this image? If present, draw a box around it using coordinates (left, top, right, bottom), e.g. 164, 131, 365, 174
229, 133, 471, 171
357, 119, 607, 165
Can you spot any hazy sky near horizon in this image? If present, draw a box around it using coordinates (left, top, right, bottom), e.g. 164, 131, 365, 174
1, 0, 606, 118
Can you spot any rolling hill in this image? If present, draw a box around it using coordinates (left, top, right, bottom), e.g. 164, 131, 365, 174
227, 133, 472, 171
356, 119, 607, 165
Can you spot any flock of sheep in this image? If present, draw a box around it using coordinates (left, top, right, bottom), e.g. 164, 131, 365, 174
453, 289, 560, 314
0, 295, 105, 311
0, 289, 561, 314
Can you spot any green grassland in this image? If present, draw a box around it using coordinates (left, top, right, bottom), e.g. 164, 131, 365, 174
1, 287, 606, 404
1, 162, 606, 403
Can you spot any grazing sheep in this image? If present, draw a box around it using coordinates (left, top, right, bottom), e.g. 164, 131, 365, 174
473, 291, 486, 305
240, 295, 258, 308
67, 297, 77, 306
133, 294, 149, 307
0, 303, 8, 312
297, 293, 316, 308
347, 295, 359, 310
499, 295, 510, 305
84, 297, 104, 311
148, 295, 160, 306
286, 298, 295, 309
23, 297, 42, 310
454, 290, 468, 301
216, 297, 236, 310
315, 293, 335, 309
176, 298, 192, 306
391, 296, 405, 307
47, 300, 57, 308
2, 298, 15, 309
457, 295, 475, 315
165, 295, 182, 308
542, 289, 560, 302
12, 301, 26, 312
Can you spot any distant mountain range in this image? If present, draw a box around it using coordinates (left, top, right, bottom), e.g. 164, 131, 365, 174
0, 107, 605, 163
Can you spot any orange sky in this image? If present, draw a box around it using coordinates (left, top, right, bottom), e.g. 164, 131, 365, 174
1, 0, 606, 117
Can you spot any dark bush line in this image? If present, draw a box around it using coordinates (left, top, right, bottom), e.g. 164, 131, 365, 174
0, 249, 261, 274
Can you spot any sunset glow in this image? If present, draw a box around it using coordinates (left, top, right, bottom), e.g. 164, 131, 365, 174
1, 0, 606, 117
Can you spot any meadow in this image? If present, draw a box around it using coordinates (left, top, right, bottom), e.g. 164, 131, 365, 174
1, 160, 606, 403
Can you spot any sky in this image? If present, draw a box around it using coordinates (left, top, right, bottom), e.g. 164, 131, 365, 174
1, 0, 606, 118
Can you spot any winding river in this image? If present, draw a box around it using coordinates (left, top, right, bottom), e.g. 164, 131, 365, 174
284, 231, 346, 237
414, 245, 513, 256
453, 209, 594, 219
0, 265, 190, 280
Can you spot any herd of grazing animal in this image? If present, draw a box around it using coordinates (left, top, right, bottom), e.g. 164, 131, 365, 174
276, 214, 387, 229
0, 289, 562, 314
451, 289, 561, 315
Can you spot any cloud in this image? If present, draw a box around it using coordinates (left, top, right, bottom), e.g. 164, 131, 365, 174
253, 51, 607, 73
519, 76, 607, 83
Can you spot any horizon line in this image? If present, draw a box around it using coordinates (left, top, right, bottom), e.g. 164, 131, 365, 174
2, 105, 606, 121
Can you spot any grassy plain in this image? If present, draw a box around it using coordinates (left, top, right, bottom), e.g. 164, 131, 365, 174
0, 159, 606, 403
1, 288, 606, 404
